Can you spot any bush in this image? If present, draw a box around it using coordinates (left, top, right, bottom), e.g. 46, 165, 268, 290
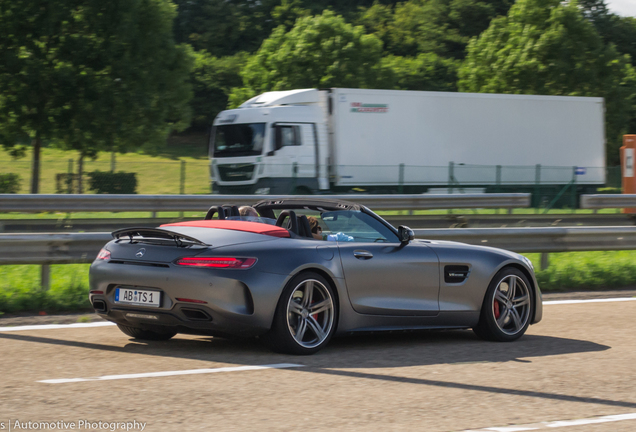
55, 173, 79, 193
0, 173, 21, 193
87, 171, 137, 194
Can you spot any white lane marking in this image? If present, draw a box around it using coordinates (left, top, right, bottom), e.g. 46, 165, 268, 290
544, 297, 636, 305
0, 322, 115, 332
461, 412, 636, 431
38, 363, 305, 384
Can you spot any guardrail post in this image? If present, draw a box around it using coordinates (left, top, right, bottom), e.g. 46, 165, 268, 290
496, 165, 501, 214
67, 159, 74, 194
180, 160, 186, 195
41, 264, 50, 291
398, 163, 404, 194
540, 253, 549, 270
571, 166, 577, 213
534, 164, 541, 213
291, 162, 298, 194
110, 152, 116, 173
78, 156, 85, 194
448, 162, 454, 194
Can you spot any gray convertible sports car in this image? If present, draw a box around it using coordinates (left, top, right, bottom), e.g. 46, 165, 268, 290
89, 198, 542, 354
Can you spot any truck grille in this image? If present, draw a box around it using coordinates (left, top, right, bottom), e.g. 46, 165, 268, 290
217, 164, 255, 181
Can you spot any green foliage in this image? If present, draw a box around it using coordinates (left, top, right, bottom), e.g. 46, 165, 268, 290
0, 265, 91, 314
0, 0, 193, 191
231, 11, 384, 101
381, 54, 459, 91
458, 0, 636, 166
191, 52, 248, 129
86, 171, 137, 194
0, 173, 20, 193
358, 0, 512, 59
527, 251, 636, 291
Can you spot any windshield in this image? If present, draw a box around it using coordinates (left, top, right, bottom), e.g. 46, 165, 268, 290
211, 123, 265, 158
320, 211, 398, 243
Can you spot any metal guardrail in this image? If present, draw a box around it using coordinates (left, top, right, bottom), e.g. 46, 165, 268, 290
0, 233, 111, 265
413, 227, 636, 253
3, 226, 636, 266
580, 194, 636, 209
0, 193, 531, 213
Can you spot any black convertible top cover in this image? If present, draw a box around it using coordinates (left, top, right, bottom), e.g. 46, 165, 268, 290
253, 198, 361, 212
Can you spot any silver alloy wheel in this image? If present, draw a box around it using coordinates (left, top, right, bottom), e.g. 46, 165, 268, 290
286, 279, 334, 349
492, 275, 531, 335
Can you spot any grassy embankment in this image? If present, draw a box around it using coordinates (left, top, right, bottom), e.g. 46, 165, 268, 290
1, 251, 636, 314
0, 133, 211, 195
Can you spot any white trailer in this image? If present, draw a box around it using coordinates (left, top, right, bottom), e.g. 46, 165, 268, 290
210, 88, 605, 195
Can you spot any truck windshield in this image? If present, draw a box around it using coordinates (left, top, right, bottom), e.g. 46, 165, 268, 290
212, 123, 266, 157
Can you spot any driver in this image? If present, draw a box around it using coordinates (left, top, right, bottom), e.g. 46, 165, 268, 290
307, 216, 324, 240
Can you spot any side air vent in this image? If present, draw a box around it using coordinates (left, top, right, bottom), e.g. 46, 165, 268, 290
444, 265, 470, 283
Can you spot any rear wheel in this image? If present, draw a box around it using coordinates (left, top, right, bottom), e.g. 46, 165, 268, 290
117, 324, 177, 341
265, 272, 337, 355
473, 267, 534, 342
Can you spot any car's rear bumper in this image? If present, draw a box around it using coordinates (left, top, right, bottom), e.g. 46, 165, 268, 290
91, 301, 266, 337
89, 258, 289, 337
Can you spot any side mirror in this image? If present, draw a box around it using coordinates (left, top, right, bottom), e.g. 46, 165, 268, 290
398, 226, 415, 244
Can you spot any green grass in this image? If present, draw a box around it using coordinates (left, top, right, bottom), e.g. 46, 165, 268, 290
0, 132, 211, 195
526, 251, 636, 291
1, 251, 635, 314
0, 264, 91, 314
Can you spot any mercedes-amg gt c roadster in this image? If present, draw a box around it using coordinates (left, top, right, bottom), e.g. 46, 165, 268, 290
89, 198, 542, 354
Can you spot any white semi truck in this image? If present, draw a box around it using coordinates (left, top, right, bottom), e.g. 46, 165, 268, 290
210, 88, 606, 196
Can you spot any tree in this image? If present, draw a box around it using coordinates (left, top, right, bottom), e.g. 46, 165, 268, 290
191, 51, 248, 129
381, 54, 458, 92
357, 0, 513, 59
229, 11, 384, 105
458, 0, 636, 165
0, 0, 193, 193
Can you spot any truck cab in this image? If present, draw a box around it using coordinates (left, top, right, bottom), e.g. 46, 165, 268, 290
210, 89, 330, 195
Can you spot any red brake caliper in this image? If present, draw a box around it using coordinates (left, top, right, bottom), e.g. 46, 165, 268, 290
494, 299, 501, 319
311, 302, 319, 321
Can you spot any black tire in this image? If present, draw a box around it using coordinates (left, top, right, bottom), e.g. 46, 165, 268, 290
264, 272, 338, 355
473, 267, 534, 342
117, 324, 177, 341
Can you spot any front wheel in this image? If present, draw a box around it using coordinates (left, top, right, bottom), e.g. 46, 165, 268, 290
264, 272, 337, 355
473, 267, 534, 342
117, 324, 177, 341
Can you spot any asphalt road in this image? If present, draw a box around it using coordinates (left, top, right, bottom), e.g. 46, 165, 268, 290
1, 298, 636, 432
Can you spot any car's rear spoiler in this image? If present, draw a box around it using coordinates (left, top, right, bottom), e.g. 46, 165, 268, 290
112, 228, 209, 247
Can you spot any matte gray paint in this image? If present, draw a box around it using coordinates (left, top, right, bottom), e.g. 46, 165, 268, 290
90, 230, 541, 338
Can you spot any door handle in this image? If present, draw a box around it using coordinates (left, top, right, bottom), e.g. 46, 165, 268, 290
353, 250, 373, 259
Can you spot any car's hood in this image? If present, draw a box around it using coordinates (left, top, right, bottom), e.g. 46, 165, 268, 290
417, 239, 525, 261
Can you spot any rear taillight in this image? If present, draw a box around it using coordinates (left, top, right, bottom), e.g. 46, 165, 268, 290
175, 257, 257, 269
97, 249, 111, 260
